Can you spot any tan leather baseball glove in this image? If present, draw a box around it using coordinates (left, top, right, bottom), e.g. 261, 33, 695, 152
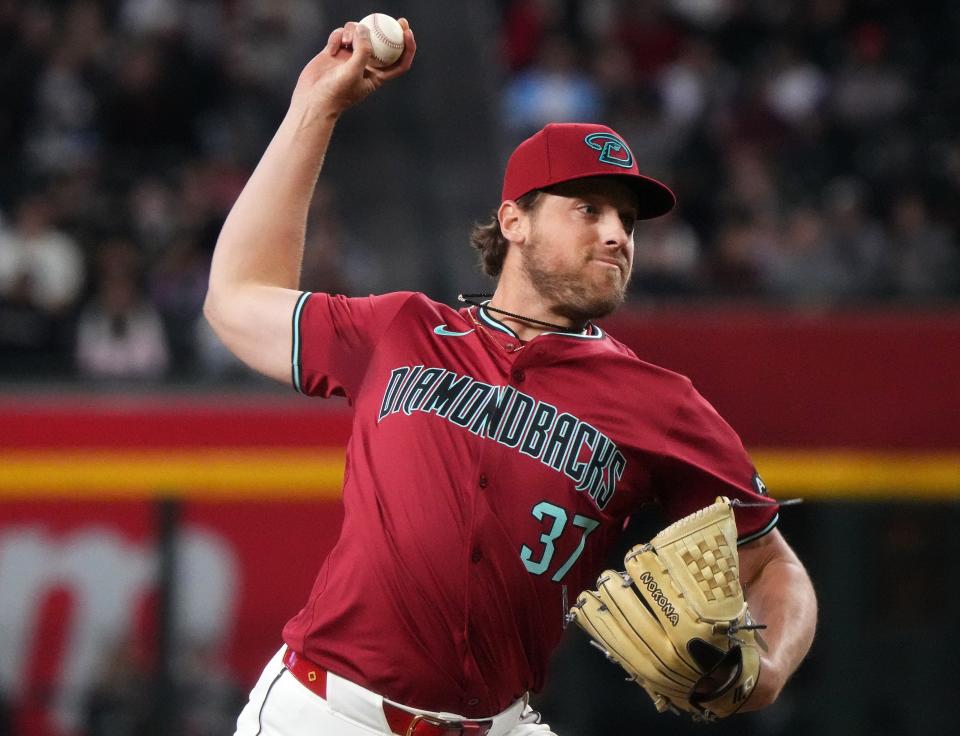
568, 497, 764, 721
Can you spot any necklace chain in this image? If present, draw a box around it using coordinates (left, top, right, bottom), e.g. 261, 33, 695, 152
457, 294, 584, 333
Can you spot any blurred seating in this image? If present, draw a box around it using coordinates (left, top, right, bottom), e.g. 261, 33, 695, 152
0, 0, 957, 384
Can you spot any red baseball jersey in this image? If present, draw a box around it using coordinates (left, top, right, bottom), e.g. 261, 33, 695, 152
282, 291, 777, 717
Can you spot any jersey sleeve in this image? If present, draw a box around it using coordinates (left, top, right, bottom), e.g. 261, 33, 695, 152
653, 379, 779, 545
292, 291, 416, 400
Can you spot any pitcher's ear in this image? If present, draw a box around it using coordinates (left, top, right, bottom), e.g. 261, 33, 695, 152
498, 200, 527, 244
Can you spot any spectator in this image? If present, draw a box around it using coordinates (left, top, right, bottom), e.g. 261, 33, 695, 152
887, 193, 959, 301
592, 38, 639, 113
610, 0, 684, 83
97, 38, 199, 165
118, 0, 182, 37
667, 0, 733, 31
0, 4, 55, 202
228, 0, 326, 97
299, 184, 353, 297
149, 235, 208, 373
501, 0, 554, 72
25, 42, 101, 176
658, 36, 736, 134
129, 177, 180, 257
718, 143, 782, 221
0, 191, 85, 313
75, 239, 170, 380
762, 41, 829, 127
795, 0, 850, 70
215, 0, 325, 165
759, 205, 848, 306
705, 211, 768, 298
176, 159, 243, 250
503, 33, 602, 137
606, 90, 681, 178
632, 210, 704, 297
832, 22, 912, 128
822, 177, 889, 300
0, 191, 85, 374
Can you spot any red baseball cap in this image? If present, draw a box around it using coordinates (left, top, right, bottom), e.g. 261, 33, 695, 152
501, 123, 676, 219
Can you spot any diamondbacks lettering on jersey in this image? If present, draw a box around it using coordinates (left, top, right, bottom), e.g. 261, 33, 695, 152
378, 366, 625, 509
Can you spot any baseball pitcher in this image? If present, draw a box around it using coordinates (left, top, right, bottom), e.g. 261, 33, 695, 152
205, 17, 817, 736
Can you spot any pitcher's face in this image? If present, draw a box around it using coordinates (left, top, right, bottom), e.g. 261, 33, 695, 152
521, 177, 637, 324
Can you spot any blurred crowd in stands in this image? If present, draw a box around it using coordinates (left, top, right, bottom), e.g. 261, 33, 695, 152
1, 0, 958, 383
502, 0, 960, 303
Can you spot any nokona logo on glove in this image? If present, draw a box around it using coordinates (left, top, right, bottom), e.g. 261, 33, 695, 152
637, 571, 679, 626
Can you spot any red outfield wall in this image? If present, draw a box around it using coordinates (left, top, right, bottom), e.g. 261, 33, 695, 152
602, 307, 960, 450
1, 309, 958, 734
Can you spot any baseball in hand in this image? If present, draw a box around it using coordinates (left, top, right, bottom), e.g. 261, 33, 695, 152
358, 13, 405, 67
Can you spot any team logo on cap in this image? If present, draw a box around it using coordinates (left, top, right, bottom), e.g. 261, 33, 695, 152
584, 133, 634, 169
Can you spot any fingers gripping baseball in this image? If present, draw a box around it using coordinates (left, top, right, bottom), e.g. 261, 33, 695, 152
293, 18, 416, 116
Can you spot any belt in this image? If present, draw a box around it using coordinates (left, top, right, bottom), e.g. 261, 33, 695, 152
282, 648, 493, 736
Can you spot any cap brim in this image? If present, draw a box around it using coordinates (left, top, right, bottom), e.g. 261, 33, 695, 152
542, 172, 676, 220
615, 173, 677, 220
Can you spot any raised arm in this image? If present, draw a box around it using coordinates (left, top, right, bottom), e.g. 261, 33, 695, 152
203, 19, 416, 383
737, 528, 818, 710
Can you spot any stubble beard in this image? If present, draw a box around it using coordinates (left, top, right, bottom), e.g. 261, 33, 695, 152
521, 237, 630, 325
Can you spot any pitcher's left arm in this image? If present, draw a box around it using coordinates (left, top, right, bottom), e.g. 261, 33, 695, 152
737, 528, 817, 710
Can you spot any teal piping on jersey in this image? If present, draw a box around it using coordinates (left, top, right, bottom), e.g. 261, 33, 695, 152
737, 513, 779, 546
291, 291, 311, 394
477, 302, 605, 340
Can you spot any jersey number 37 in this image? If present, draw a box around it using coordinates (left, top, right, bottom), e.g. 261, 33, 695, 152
520, 501, 599, 582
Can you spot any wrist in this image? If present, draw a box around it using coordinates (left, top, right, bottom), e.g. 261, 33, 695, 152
288, 97, 342, 130
265, 104, 337, 176
743, 655, 784, 710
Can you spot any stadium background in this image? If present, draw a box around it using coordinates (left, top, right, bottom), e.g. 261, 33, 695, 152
1, 1, 958, 735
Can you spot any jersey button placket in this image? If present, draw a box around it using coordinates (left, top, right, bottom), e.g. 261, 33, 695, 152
478, 473, 488, 488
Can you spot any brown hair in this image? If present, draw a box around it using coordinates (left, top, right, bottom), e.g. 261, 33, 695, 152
469, 190, 543, 277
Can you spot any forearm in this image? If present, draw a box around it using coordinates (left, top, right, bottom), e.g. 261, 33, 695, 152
207, 103, 338, 299
741, 550, 817, 709
199, 19, 414, 380
206, 17, 415, 306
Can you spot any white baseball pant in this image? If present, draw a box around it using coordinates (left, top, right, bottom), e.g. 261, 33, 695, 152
234, 647, 558, 736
